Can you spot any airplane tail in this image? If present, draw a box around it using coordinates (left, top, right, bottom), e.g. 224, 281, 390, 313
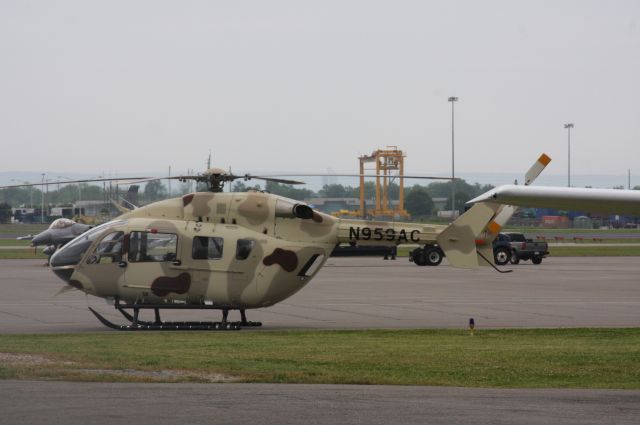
478, 153, 551, 241
436, 202, 499, 269
474, 153, 551, 266
437, 153, 551, 269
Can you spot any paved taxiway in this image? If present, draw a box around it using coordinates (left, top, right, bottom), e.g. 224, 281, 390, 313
1, 257, 639, 425
0, 256, 639, 332
1, 381, 639, 425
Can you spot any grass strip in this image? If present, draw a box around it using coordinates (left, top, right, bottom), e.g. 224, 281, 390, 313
0, 249, 47, 259
0, 240, 35, 247
1, 328, 639, 388
396, 245, 640, 258
505, 228, 640, 234
549, 246, 640, 256
0, 224, 48, 234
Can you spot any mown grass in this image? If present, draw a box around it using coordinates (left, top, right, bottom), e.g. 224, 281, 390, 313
0, 223, 48, 235
505, 227, 640, 234
396, 244, 640, 258
1, 329, 639, 388
0, 249, 47, 259
549, 246, 640, 256
0, 239, 33, 247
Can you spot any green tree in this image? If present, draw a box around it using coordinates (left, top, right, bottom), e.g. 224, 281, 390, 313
446, 190, 471, 213
405, 186, 434, 217
80, 184, 105, 200
0, 187, 33, 207
143, 181, 168, 202
319, 184, 350, 198
386, 182, 400, 200
265, 181, 315, 200
362, 181, 376, 199
0, 202, 12, 223
425, 179, 493, 200
232, 181, 261, 192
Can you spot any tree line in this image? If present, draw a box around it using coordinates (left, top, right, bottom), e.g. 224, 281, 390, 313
233, 179, 495, 217
0, 178, 495, 220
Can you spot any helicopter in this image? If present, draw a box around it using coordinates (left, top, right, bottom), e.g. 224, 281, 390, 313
3, 156, 550, 331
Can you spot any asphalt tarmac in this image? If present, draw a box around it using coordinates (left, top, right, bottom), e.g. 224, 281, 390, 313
1, 381, 639, 425
0, 256, 639, 332
1, 257, 639, 425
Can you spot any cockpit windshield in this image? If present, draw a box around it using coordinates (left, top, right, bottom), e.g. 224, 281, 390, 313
49, 218, 75, 229
50, 220, 127, 268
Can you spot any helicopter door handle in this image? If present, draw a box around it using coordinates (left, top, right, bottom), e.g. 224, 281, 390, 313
118, 261, 128, 268
172, 260, 182, 266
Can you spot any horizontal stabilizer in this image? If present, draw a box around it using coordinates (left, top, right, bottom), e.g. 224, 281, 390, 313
469, 185, 640, 216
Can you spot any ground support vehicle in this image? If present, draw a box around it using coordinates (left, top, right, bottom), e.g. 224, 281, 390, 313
504, 232, 549, 264
409, 244, 444, 266
492, 233, 513, 266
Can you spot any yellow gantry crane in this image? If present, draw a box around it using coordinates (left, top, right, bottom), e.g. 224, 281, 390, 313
358, 146, 410, 219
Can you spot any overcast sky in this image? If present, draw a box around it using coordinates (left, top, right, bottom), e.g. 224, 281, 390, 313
1, 0, 638, 184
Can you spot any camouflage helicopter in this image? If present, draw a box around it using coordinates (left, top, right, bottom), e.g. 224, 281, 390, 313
6, 155, 550, 330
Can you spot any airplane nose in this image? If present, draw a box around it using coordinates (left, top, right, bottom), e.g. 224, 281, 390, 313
31, 233, 52, 246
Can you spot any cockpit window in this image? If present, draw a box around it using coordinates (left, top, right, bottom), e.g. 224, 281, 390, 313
50, 218, 75, 229
129, 231, 178, 262
50, 220, 127, 268
86, 232, 124, 264
235, 239, 255, 260
192, 236, 223, 260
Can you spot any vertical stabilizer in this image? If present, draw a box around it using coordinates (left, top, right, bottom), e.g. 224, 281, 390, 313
436, 203, 499, 269
479, 153, 552, 243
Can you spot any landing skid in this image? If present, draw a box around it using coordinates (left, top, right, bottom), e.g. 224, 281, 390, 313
88, 301, 262, 331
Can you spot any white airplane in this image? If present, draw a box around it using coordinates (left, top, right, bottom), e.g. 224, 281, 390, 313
468, 184, 640, 216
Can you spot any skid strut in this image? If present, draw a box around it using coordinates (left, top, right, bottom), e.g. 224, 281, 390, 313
88, 301, 262, 331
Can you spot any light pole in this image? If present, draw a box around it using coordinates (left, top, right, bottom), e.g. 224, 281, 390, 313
40, 173, 45, 223
564, 123, 574, 187
448, 96, 458, 216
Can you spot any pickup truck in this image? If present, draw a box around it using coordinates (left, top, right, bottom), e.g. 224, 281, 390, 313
410, 232, 549, 267
503, 232, 549, 265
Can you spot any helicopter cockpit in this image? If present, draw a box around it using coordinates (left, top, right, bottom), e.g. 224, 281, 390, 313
50, 220, 128, 268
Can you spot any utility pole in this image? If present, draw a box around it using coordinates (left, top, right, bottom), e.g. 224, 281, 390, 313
40, 173, 45, 223
448, 96, 459, 217
564, 123, 574, 187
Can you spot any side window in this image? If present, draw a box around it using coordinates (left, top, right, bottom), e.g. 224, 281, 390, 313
86, 231, 124, 264
236, 239, 255, 260
192, 236, 224, 260
129, 232, 178, 262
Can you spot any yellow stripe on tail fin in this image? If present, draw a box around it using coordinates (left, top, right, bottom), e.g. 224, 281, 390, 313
524, 153, 552, 185
436, 203, 499, 269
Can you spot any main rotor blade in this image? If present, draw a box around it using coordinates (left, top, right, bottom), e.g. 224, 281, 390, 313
0, 176, 153, 189
257, 173, 456, 180
245, 175, 305, 185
